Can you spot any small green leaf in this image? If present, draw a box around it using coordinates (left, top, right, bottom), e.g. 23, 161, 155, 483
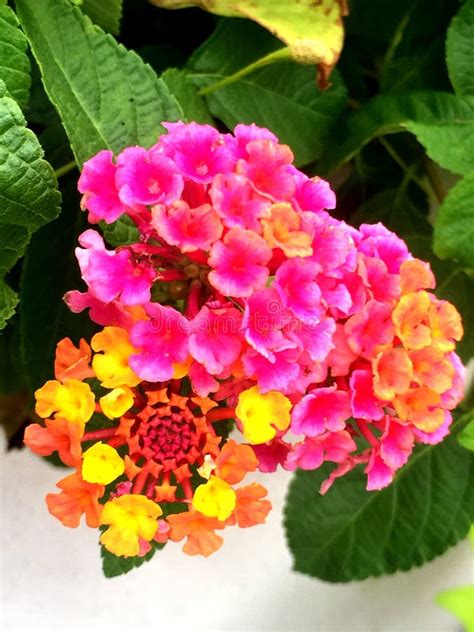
16, 0, 182, 166
161, 68, 213, 124
433, 172, 474, 269
320, 92, 474, 176
0, 281, 19, 330
437, 586, 474, 632
100, 215, 140, 248
459, 419, 474, 452
101, 544, 161, 578
0, 3, 30, 108
284, 416, 474, 582
446, 0, 474, 96
0, 79, 61, 330
79, 0, 123, 34
188, 20, 347, 167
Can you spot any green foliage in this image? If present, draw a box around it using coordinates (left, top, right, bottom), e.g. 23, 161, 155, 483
79, 0, 123, 35
319, 92, 474, 175
437, 586, 474, 631
458, 419, 474, 452
0, 3, 30, 108
161, 68, 213, 124
15, 0, 182, 165
188, 20, 347, 166
101, 543, 160, 578
100, 215, 140, 248
433, 172, 474, 269
284, 415, 474, 582
446, 0, 474, 96
0, 80, 61, 330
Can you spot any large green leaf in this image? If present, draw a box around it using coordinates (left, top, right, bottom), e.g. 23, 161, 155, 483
16, 0, 182, 166
284, 414, 474, 582
319, 92, 474, 175
79, 0, 123, 35
101, 542, 164, 578
161, 68, 213, 124
0, 3, 30, 108
433, 172, 474, 269
19, 177, 96, 391
446, 0, 474, 96
0, 80, 61, 329
151, 0, 347, 82
458, 419, 474, 452
188, 21, 347, 166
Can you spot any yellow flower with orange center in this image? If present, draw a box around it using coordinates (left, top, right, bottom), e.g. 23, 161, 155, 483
392, 291, 432, 350
35, 379, 95, 425
91, 326, 141, 388
236, 385, 292, 444
393, 386, 444, 432
373, 347, 413, 401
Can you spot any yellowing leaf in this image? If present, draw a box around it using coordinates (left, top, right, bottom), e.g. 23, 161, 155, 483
150, 0, 348, 86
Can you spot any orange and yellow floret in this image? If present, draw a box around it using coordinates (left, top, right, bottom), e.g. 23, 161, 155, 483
24, 329, 271, 558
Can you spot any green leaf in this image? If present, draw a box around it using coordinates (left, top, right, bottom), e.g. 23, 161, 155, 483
459, 419, 474, 452
446, 0, 474, 96
16, 0, 182, 166
19, 177, 96, 391
188, 21, 347, 167
320, 92, 474, 176
0, 79, 61, 330
100, 215, 140, 248
161, 68, 213, 124
151, 0, 347, 81
101, 544, 161, 578
79, 0, 123, 34
0, 3, 30, 108
0, 281, 19, 330
284, 416, 474, 582
433, 172, 474, 269
437, 586, 474, 632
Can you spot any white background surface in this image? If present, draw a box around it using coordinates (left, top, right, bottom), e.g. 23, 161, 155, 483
1, 432, 473, 632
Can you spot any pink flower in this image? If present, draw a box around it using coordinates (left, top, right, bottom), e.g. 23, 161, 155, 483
308, 214, 355, 272
151, 201, 222, 253
285, 431, 357, 471
414, 411, 452, 444
359, 255, 401, 304
291, 385, 352, 436
129, 304, 189, 381
75, 230, 155, 305
243, 288, 295, 361
274, 258, 323, 324
189, 362, 220, 397
345, 300, 394, 359
160, 122, 236, 183
64, 291, 132, 328
208, 229, 272, 298
237, 139, 295, 200
116, 146, 183, 206
234, 123, 278, 158
293, 175, 336, 214
78, 150, 127, 224
189, 305, 243, 375
350, 369, 384, 421
285, 317, 336, 363
379, 419, 414, 470
365, 452, 394, 491
252, 439, 292, 473
358, 223, 409, 274
242, 348, 300, 394
326, 324, 357, 376
209, 174, 270, 231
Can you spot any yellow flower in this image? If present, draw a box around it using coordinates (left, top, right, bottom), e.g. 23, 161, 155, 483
91, 327, 141, 388
35, 379, 95, 425
99, 386, 134, 419
192, 476, 236, 521
82, 442, 125, 485
100, 494, 162, 557
236, 385, 292, 444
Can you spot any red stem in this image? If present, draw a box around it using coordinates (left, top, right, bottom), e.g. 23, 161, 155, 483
356, 419, 378, 448
207, 407, 235, 423
82, 427, 118, 442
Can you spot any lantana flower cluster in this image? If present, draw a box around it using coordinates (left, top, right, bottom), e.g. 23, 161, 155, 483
24, 122, 465, 560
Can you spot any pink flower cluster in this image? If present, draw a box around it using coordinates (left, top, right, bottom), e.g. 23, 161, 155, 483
71, 121, 465, 493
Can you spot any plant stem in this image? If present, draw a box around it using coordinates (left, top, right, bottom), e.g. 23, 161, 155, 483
379, 137, 436, 201
54, 160, 77, 179
198, 47, 292, 96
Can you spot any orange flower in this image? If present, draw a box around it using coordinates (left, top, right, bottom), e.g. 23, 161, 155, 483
24, 417, 83, 467
262, 203, 312, 258
400, 259, 435, 294
392, 291, 432, 350
54, 337, 95, 382
410, 346, 455, 394
215, 439, 259, 485
373, 348, 413, 401
429, 300, 463, 352
167, 510, 225, 557
46, 472, 104, 528
393, 386, 444, 432
232, 483, 272, 528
